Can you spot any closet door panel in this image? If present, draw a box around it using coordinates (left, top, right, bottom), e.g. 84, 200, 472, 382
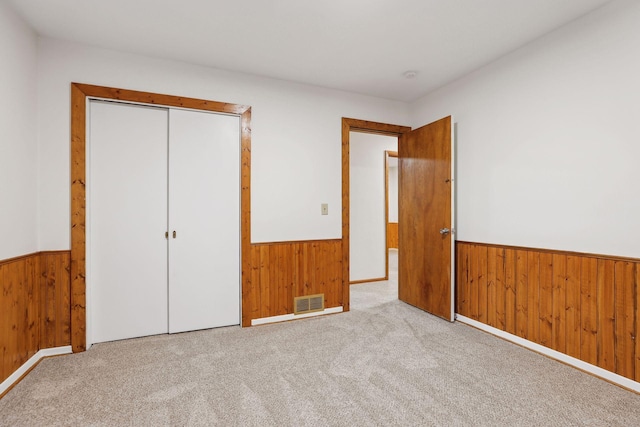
89, 101, 169, 343
168, 109, 241, 333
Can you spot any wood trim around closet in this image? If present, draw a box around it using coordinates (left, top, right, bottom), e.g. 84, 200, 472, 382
341, 118, 410, 312
70, 83, 251, 352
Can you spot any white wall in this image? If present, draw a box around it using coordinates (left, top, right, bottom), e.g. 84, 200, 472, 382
411, 0, 640, 258
388, 164, 398, 223
0, 3, 38, 260
350, 132, 397, 281
36, 38, 410, 249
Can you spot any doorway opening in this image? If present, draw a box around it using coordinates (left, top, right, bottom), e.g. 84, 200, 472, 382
341, 116, 455, 321
348, 133, 398, 308
349, 132, 398, 285
385, 149, 399, 279
341, 118, 410, 312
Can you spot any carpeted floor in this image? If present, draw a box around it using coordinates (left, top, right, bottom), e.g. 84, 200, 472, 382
2, 250, 640, 426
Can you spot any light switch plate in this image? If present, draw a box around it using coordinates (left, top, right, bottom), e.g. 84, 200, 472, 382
321, 203, 328, 215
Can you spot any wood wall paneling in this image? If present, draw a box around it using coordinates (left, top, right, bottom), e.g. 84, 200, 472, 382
486, 246, 498, 329
636, 266, 640, 383
2, 261, 18, 381
504, 248, 516, 335
476, 246, 488, 323
565, 256, 581, 359
258, 245, 271, 317
0, 251, 70, 384
538, 252, 554, 348
243, 240, 343, 324
515, 250, 528, 339
526, 251, 540, 343
457, 243, 469, 317
387, 223, 398, 249
468, 244, 479, 320
39, 252, 71, 349
495, 248, 506, 330
477, 245, 488, 324
551, 254, 567, 353
3, 242, 638, 386
597, 259, 616, 373
456, 241, 640, 383
614, 261, 635, 379
1, 264, 5, 381
1, 255, 37, 384
580, 257, 598, 365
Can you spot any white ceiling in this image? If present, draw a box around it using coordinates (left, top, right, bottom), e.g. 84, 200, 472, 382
8, 0, 613, 102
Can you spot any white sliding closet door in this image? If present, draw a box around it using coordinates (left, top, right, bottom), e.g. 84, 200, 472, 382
168, 109, 240, 333
89, 101, 169, 343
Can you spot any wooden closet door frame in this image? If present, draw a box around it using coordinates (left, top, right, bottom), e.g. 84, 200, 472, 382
70, 83, 251, 352
341, 119, 411, 311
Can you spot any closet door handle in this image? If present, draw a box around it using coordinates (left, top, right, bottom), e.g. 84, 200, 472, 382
173, 230, 177, 239
165, 231, 169, 239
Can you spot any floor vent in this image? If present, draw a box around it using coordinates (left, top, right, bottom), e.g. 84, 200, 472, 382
294, 294, 325, 315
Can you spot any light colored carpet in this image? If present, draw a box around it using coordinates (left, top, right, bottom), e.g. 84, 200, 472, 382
2, 250, 640, 426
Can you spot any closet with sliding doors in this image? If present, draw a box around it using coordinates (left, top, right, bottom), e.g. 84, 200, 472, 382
88, 99, 240, 344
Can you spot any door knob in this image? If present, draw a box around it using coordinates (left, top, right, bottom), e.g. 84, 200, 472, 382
439, 228, 450, 235
173, 230, 177, 238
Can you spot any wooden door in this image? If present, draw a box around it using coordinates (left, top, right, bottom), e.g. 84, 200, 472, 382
398, 116, 455, 321
168, 109, 241, 333
89, 101, 169, 343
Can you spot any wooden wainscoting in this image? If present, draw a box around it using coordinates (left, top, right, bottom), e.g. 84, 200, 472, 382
387, 222, 398, 249
242, 239, 342, 326
0, 251, 71, 384
39, 252, 71, 349
456, 241, 639, 382
0, 253, 38, 383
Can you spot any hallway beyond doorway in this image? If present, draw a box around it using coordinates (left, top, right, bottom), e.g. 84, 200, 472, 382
351, 249, 398, 310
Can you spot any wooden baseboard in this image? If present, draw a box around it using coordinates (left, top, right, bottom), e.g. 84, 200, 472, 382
350, 277, 388, 285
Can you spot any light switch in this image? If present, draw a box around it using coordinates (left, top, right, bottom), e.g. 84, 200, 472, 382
321, 203, 329, 215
